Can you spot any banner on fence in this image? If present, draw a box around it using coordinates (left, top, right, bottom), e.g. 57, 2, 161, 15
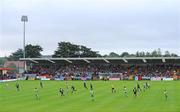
109, 78, 120, 80
151, 77, 161, 81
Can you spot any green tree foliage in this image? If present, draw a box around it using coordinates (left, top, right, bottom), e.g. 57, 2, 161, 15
139, 51, 145, 57
121, 52, 129, 57
146, 52, 151, 57
53, 42, 100, 57
9, 44, 43, 60
9, 49, 23, 60
108, 52, 120, 57
25, 44, 43, 58
0, 57, 7, 66
8, 42, 179, 59
157, 48, 162, 56
151, 50, 158, 57
170, 53, 178, 57
164, 51, 171, 57
103, 49, 178, 57
80, 45, 101, 57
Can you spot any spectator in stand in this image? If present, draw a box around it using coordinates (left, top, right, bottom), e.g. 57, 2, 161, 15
24, 64, 180, 80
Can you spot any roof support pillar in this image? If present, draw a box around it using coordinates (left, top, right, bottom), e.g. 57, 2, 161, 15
64, 59, 72, 63
142, 59, 147, 63
28, 58, 39, 63
103, 58, 110, 63
83, 59, 90, 63
162, 58, 166, 63
46, 59, 55, 63
122, 58, 128, 63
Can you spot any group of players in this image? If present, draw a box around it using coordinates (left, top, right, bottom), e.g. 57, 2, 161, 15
111, 82, 151, 97
111, 82, 168, 100
12, 80, 168, 101
59, 81, 95, 101
104, 81, 168, 101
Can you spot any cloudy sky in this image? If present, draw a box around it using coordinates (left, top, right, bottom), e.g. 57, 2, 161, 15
0, 0, 180, 57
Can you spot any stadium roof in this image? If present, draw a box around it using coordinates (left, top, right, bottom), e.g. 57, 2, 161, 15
20, 57, 180, 64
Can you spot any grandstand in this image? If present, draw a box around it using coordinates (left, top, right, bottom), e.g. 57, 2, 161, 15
20, 57, 180, 81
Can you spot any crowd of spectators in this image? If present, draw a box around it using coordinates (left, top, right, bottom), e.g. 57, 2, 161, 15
1, 64, 179, 80
0, 73, 16, 80
26, 64, 180, 79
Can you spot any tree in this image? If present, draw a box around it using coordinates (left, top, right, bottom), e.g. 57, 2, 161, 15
0, 57, 7, 66
53, 42, 100, 57
146, 52, 151, 57
9, 49, 23, 60
157, 48, 162, 57
128, 54, 136, 57
9, 44, 43, 60
136, 51, 146, 57
136, 51, 140, 57
80, 45, 101, 57
102, 54, 108, 57
140, 51, 146, 57
151, 50, 158, 57
108, 52, 120, 57
171, 53, 178, 57
164, 51, 170, 57
25, 44, 43, 58
120, 52, 129, 57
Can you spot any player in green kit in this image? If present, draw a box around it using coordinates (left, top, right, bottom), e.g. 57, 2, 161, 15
65, 81, 69, 94
34, 87, 40, 100
143, 83, 146, 92
123, 86, 128, 97
90, 89, 95, 101
164, 89, 168, 100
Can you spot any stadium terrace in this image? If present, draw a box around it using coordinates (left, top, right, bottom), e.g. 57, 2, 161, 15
19, 57, 180, 81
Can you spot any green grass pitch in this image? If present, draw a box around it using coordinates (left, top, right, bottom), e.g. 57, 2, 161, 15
0, 80, 180, 112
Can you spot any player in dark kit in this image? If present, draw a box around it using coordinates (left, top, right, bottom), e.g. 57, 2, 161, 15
146, 82, 150, 89
111, 85, 116, 93
137, 83, 141, 92
143, 83, 146, 92
40, 80, 43, 88
90, 82, 93, 90
59, 88, 64, 96
83, 80, 88, 89
16, 82, 20, 91
71, 85, 77, 93
133, 87, 137, 97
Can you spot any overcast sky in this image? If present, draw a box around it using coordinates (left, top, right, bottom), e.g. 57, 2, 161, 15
0, 0, 180, 57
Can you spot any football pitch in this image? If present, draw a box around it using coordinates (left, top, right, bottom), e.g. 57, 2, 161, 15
0, 80, 180, 112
